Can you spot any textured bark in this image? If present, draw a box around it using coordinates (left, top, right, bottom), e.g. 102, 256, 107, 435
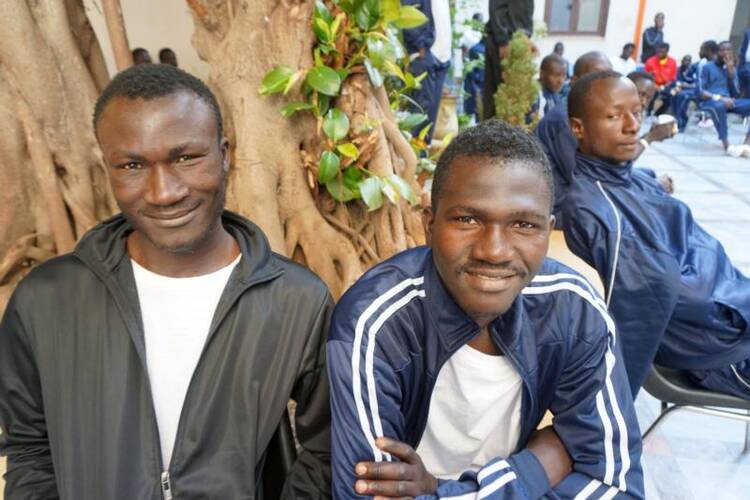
189, 0, 425, 297
0, 0, 114, 313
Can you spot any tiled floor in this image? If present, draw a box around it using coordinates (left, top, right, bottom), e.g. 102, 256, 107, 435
635, 117, 750, 499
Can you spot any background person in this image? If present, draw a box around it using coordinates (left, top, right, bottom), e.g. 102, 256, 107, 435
640, 12, 665, 63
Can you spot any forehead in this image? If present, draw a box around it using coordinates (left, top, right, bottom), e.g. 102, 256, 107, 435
584, 78, 639, 113
439, 156, 550, 213
97, 91, 216, 144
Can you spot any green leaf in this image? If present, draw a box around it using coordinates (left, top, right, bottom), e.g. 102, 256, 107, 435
381, 181, 398, 204
383, 60, 405, 81
282, 69, 306, 95
343, 166, 364, 191
313, 17, 332, 42
364, 58, 384, 87
305, 65, 342, 96
387, 174, 418, 205
326, 177, 358, 201
398, 112, 428, 131
418, 122, 432, 141
367, 38, 386, 67
359, 177, 384, 211
259, 66, 294, 96
323, 108, 350, 141
280, 101, 315, 118
314, 0, 333, 22
318, 151, 340, 183
355, 0, 379, 30
392, 5, 428, 29
381, 0, 400, 23
337, 142, 359, 159
330, 13, 345, 37
338, 0, 357, 15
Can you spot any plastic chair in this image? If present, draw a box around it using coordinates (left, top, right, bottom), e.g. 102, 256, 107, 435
641, 364, 750, 453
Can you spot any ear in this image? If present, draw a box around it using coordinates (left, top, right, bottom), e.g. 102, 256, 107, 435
220, 137, 230, 173
569, 117, 585, 142
549, 214, 556, 232
422, 207, 434, 246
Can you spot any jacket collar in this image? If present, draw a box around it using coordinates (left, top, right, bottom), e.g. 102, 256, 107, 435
73, 210, 282, 284
422, 250, 525, 353
575, 152, 634, 186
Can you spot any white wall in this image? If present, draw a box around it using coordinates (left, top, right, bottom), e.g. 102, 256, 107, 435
83, 0, 209, 79
533, 0, 738, 66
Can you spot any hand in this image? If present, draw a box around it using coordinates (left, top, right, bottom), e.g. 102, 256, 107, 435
657, 174, 675, 194
355, 437, 438, 498
418, 47, 427, 59
527, 426, 572, 487
645, 122, 674, 143
726, 54, 735, 70
722, 97, 735, 109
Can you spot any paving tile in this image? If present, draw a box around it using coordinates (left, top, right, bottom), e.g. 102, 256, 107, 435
672, 155, 750, 173
672, 192, 750, 222
675, 457, 750, 500
705, 171, 750, 193
664, 170, 723, 192
635, 154, 690, 172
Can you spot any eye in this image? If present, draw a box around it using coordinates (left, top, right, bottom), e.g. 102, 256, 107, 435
512, 221, 538, 230
176, 154, 195, 163
456, 216, 479, 225
121, 162, 142, 170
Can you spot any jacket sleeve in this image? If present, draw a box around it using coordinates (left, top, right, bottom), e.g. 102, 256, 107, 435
562, 202, 681, 394
740, 30, 749, 66
0, 292, 60, 499
546, 299, 644, 499
328, 330, 555, 500
282, 292, 334, 499
401, 0, 434, 53
486, 0, 533, 47
665, 60, 677, 83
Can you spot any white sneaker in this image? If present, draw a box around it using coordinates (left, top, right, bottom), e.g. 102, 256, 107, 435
726, 144, 744, 157
741, 145, 750, 158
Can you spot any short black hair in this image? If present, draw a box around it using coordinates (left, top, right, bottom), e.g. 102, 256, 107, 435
656, 42, 670, 51
541, 54, 566, 72
93, 64, 223, 140
627, 70, 655, 84
568, 70, 625, 119
623, 43, 635, 51
573, 51, 611, 78
431, 119, 554, 211
159, 47, 176, 58
703, 40, 719, 54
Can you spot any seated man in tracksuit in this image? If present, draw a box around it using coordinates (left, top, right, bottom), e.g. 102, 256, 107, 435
561, 70, 750, 398
534, 51, 673, 225
674, 40, 718, 131
328, 120, 643, 499
698, 40, 750, 155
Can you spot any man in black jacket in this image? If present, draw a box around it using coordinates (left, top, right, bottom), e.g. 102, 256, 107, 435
482, 0, 534, 120
0, 64, 332, 499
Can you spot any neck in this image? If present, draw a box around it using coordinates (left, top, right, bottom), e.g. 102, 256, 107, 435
467, 324, 502, 355
128, 223, 239, 277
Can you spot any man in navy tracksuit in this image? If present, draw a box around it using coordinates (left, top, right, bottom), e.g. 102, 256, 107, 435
534, 52, 673, 225
402, 0, 451, 144
561, 71, 750, 398
328, 120, 643, 499
737, 27, 750, 97
698, 40, 750, 153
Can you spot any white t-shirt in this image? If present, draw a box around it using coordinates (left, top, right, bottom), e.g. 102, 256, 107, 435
611, 55, 636, 76
132, 255, 240, 467
430, 0, 452, 63
416, 344, 523, 480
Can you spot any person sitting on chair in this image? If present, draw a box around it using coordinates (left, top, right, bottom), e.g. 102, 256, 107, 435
328, 119, 643, 499
561, 70, 750, 399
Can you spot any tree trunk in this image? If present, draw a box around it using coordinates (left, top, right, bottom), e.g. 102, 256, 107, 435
189, 0, 425, 298
0, 0, 114, 312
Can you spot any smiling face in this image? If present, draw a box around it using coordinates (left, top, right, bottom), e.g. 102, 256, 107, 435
424, 157, 554, 327
96, 90, 229, 256
571, 77, 642, 164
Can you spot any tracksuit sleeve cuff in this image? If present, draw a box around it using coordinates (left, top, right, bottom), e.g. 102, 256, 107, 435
509, 448, 551, 499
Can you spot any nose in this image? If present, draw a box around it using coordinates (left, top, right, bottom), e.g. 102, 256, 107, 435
624, 111, 640, 134
144, 164, 189, 206
472, 224, 514, 264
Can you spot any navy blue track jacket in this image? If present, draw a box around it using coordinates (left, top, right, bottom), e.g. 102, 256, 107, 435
328, 247, 643, 499
561, 154, 750, 395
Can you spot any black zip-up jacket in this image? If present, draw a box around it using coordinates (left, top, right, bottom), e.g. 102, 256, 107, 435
0, 211, 332, 499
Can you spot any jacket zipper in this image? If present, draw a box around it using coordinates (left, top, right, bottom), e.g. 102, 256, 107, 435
161, 471, 173, 500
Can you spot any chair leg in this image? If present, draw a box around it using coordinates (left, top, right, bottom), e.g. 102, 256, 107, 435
643, 403, 680, 441
744, 413, 750, 454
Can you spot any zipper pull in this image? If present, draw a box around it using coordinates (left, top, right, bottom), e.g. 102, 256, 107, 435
161, 471, 173, 500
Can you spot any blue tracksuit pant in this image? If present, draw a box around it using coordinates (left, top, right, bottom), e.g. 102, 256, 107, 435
673, 90, 696, 131
688, 358, 750, 400
409, 52, 450, 143
699, 98, 750, 140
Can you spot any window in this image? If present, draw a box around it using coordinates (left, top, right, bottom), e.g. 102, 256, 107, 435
545, 0, 609, 36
